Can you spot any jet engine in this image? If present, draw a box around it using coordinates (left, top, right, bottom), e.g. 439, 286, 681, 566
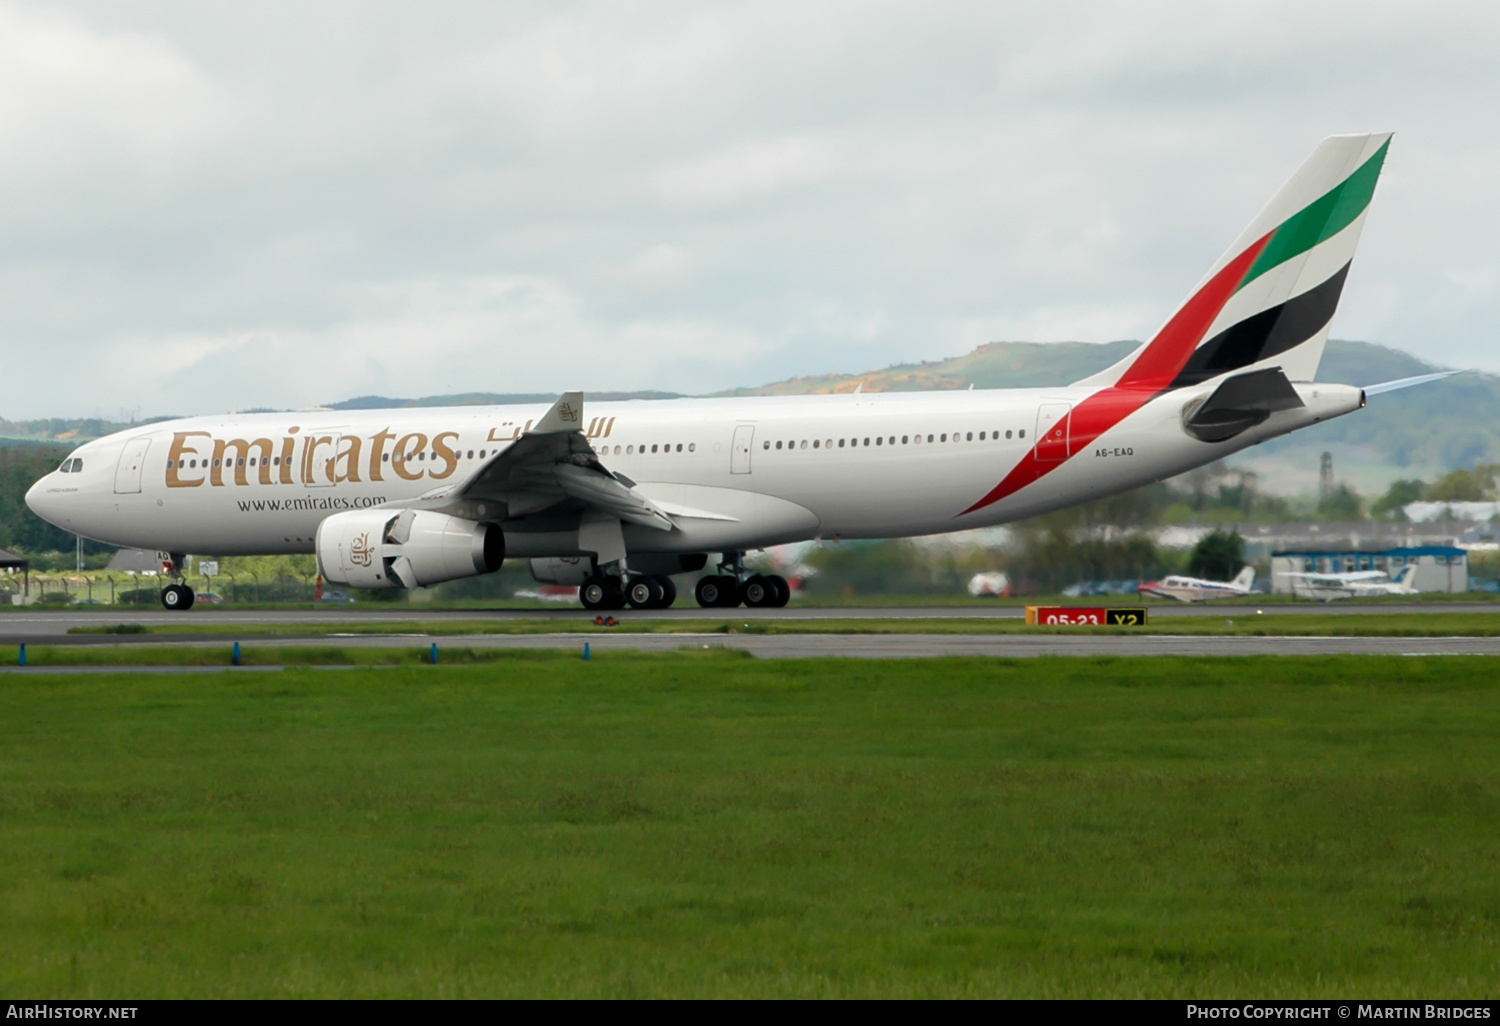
316, 509, 503, 589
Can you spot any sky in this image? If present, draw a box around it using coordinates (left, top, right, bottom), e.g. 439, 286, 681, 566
2, 1, 1499, 419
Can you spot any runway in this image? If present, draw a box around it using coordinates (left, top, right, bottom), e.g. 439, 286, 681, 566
2, 630, 1499, 660
0, 601, 1497, 638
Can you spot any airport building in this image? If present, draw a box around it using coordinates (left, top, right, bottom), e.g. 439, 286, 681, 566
1270, 546, 1469, 594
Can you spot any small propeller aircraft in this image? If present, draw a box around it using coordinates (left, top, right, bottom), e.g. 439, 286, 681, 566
1138, 566, 1256, 602
1280, 564, 1418, 602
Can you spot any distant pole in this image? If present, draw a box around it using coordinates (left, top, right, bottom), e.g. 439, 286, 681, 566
76, 535, 82, 573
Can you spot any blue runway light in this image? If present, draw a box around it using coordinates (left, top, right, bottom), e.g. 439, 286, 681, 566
232, 641, 241, 666
430, 642, 439, 665
584, 642, 591, 661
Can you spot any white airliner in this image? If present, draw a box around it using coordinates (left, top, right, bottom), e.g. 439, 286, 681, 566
1138, 566, 1256, 603
26, 133, 1439, 611
1282, 565, 1419, 602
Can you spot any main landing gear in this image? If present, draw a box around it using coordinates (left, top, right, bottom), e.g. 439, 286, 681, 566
579, 573, 678, 611
693, 552, 790, 609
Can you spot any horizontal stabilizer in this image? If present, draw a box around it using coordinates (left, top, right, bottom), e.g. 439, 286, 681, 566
1362, 371, 1457, 397
1182, 367, 1305, 443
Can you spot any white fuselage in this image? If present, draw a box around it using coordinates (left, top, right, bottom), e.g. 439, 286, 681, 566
1138, 576, 1253, 603
25, 383, 1363, 560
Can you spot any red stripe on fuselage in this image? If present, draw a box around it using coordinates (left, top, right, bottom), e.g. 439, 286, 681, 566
959, 233, 1271, 516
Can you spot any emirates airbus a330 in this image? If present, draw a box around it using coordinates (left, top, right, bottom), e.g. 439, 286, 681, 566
27, 133, 1441, 611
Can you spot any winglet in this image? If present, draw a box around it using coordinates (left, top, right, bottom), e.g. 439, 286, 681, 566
530, 391, 586, 433
1362, 371, 1457, 397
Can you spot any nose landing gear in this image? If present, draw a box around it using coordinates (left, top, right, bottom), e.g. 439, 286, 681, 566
160, 583, 195, 610
159, 552, 195, 610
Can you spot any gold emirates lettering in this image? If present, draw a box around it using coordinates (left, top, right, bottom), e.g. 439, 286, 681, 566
162, 419, 585, 488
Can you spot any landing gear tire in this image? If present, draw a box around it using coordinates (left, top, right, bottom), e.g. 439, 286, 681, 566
626, 575, 666, 610
656, 575, 678, 609
766, 574, 791, 607
696, 575, 740, 608
741, 574, 778, 608
161, 584, 195, 611
580, 574, 622, 611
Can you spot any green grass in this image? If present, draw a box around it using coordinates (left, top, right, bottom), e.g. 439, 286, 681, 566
65, 609, 1500, 640
2, 653, 1498, 997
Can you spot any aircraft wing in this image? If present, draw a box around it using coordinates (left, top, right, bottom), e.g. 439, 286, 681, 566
1283, 570, 1387, 585
397, 392, 674, 531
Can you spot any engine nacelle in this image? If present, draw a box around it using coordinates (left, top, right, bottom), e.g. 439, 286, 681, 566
316, 509, 503, 589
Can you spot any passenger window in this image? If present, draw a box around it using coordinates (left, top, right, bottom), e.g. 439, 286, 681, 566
967, 432, 973, 441
813, 440, 820, 449
800, 440, 807, 449
762, 441, 769, 450
902, 435, 908, 444
838, 439, 845, 448
775, 441, 782, 450
651, 444, 658, 453
978, 432, 985, 441
863, 438, 870, 446
479, 450, 486, 458
889, 437, 895, 445
214, 458, 222, 467
876, 437, 883, 446
467, 450, 474, 459
825, 439, 832, 448
615, 445, 622, 454
940, 434, 947, 442
927, 434, 934, 443
688, 443, 695, 452
1019, 430, 1025, 439
676, 444, 683, 452
1006, 430, 1012, 439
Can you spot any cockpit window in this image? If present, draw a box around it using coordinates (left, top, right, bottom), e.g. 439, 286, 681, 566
71, 459, 83, 473
58, 459, 71, 473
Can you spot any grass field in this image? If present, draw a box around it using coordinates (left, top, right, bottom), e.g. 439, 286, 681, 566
3, 653, 1498, 997
62, 609, 1500, 641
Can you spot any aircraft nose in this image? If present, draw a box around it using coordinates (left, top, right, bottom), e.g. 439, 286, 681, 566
25, 474, 61, 526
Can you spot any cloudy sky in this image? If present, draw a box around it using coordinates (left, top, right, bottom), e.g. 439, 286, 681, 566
2, 1, 1498, 419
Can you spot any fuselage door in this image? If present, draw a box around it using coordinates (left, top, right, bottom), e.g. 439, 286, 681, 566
113, 436, 152, 494
731, 425, 755, 475
305, 432, 342, 487
1034, 403, 1072, 462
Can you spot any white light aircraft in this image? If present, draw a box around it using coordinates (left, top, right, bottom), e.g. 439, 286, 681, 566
1282, 565, 1419, 602
27, 133, 1444, 611
1138, 566, 1256, 602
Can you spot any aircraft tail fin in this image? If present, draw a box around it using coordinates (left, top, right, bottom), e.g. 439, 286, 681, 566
1074, 134, 1392, 392
1395, 564, 1418, 587
1231, 566, 1256, 591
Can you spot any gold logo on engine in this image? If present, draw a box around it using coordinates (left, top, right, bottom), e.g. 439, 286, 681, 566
349, 531, 374, 567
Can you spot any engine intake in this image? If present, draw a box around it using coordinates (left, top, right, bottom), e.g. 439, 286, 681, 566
317, 509, 503, 589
